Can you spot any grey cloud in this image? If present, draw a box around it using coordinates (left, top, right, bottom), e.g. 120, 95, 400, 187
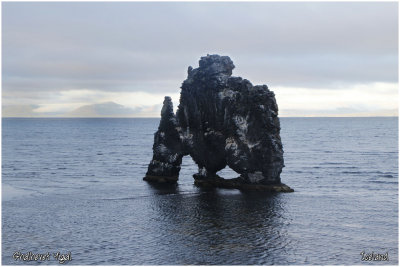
237, 53, 398, 88
3, 76, 182, 94
2, 102, 164, 118
2, 105, 39, 117
281, 108, 398, 117
2, 2, 398, 110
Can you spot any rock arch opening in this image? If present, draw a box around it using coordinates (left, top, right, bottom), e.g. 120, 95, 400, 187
216, 166, 240, 180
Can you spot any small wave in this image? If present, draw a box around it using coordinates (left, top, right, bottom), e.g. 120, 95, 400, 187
2, 184, 36, 201
102, 195, 151, 201
321, 162, 348, 165
342, 171, 397, 176
327, 166, 358, 169
370, 180, 398, 185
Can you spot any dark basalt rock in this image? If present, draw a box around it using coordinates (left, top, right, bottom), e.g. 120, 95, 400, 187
144, 54, 292, 192
144, 96, 182, 182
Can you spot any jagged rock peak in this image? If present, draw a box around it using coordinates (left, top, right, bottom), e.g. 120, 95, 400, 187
158, 96, 177, 133
188, 54, 235, 77
161, 96, 173, 117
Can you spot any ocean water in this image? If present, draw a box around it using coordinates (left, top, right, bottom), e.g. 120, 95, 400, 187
2, 117, 398, 265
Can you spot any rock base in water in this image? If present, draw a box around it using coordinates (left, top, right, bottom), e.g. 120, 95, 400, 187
193, 177, 294, 192
143, 175, 294, 192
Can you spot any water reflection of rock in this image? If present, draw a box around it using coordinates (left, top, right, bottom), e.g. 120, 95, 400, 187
147, 187, 293, 265
145, 181, 179, 195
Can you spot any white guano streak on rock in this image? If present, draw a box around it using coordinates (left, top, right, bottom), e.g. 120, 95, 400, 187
218, 89, 236, 99
168, 153, 179, 163
199, 167, 207, 176
179, 129, 194, 146
156, 144, 169, 155
248, 171, 264, 183
225, 137, 239, 157
233, 115, 259, 149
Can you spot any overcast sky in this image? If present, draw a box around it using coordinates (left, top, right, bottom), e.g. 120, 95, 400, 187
2, 2, 398, 117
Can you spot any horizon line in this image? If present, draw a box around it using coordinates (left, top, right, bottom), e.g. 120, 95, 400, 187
2, 116, 399, 119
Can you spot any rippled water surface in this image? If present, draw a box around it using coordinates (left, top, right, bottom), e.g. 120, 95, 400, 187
2, 117, 398, 265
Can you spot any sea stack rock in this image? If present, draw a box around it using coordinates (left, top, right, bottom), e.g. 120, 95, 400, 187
145, 96, 182, 183
144, 54, 293, 192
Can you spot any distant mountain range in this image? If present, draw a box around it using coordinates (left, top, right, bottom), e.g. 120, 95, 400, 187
66, 102, 139, 117
2, 101, 397, 118
2, 101, 163, 118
